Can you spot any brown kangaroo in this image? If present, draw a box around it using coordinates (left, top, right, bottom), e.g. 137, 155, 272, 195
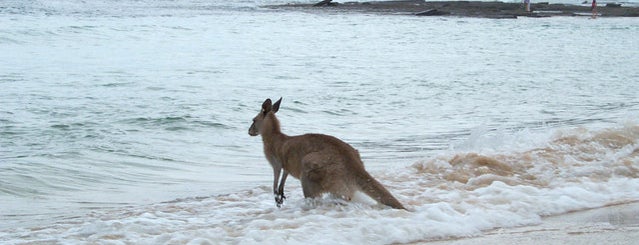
249, 98, 405, 209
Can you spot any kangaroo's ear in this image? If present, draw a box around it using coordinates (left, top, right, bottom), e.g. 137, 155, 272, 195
272, 97, 282, 113
261, 98, 272, 114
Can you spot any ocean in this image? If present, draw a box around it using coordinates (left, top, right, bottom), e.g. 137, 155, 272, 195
1, 0, 638, 243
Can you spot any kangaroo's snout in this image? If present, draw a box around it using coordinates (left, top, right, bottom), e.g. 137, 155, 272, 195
249, 122, 258, 136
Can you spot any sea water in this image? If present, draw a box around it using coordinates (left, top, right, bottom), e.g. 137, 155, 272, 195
1, 0, 639, 243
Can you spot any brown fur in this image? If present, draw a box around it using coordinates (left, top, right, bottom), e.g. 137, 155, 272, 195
249, 98, 405, 209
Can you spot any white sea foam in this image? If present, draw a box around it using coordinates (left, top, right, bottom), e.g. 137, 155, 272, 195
2, 124, 637, 244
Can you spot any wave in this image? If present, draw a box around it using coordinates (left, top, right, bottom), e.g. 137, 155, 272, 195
413, 125, 639, 189
121, 116, 233, 131
1, 124, 637, 243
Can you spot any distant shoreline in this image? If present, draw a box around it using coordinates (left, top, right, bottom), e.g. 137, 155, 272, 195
265, 0, 639, 18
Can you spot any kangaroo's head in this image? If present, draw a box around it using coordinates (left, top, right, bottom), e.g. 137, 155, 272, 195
249, 97, 282, 136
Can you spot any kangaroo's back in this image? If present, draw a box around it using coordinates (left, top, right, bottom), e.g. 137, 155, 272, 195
278, 133, 360, 177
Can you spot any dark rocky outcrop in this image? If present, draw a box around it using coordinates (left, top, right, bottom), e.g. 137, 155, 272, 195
415, 9, 450, 16
267, 0, 639, 18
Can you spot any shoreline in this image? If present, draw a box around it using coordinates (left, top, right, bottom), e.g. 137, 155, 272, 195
265, 0, 639, 18
426, 201, 639, 244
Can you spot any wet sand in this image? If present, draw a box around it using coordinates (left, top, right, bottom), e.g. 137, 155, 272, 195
266, 0, 639, 18
429, 202, 639, 244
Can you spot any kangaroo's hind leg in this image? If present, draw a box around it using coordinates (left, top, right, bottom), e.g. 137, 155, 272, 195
301, 173, 322, 199
301, 154, 326, 199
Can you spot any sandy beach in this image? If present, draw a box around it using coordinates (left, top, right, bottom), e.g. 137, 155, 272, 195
428, 202, 639, 244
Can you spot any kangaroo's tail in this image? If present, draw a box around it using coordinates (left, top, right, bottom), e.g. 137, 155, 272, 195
355, 172, 405, 209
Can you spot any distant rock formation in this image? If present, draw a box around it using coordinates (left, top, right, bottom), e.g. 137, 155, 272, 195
268, 0, 639, 18
415, 9, 450, 16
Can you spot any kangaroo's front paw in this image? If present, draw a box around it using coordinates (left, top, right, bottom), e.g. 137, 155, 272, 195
274, 193, 286, 208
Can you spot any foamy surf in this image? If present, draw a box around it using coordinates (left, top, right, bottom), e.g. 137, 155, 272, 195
1, 124, 638, 244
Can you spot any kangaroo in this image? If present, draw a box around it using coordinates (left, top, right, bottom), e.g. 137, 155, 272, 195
248, 98, 405, 209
